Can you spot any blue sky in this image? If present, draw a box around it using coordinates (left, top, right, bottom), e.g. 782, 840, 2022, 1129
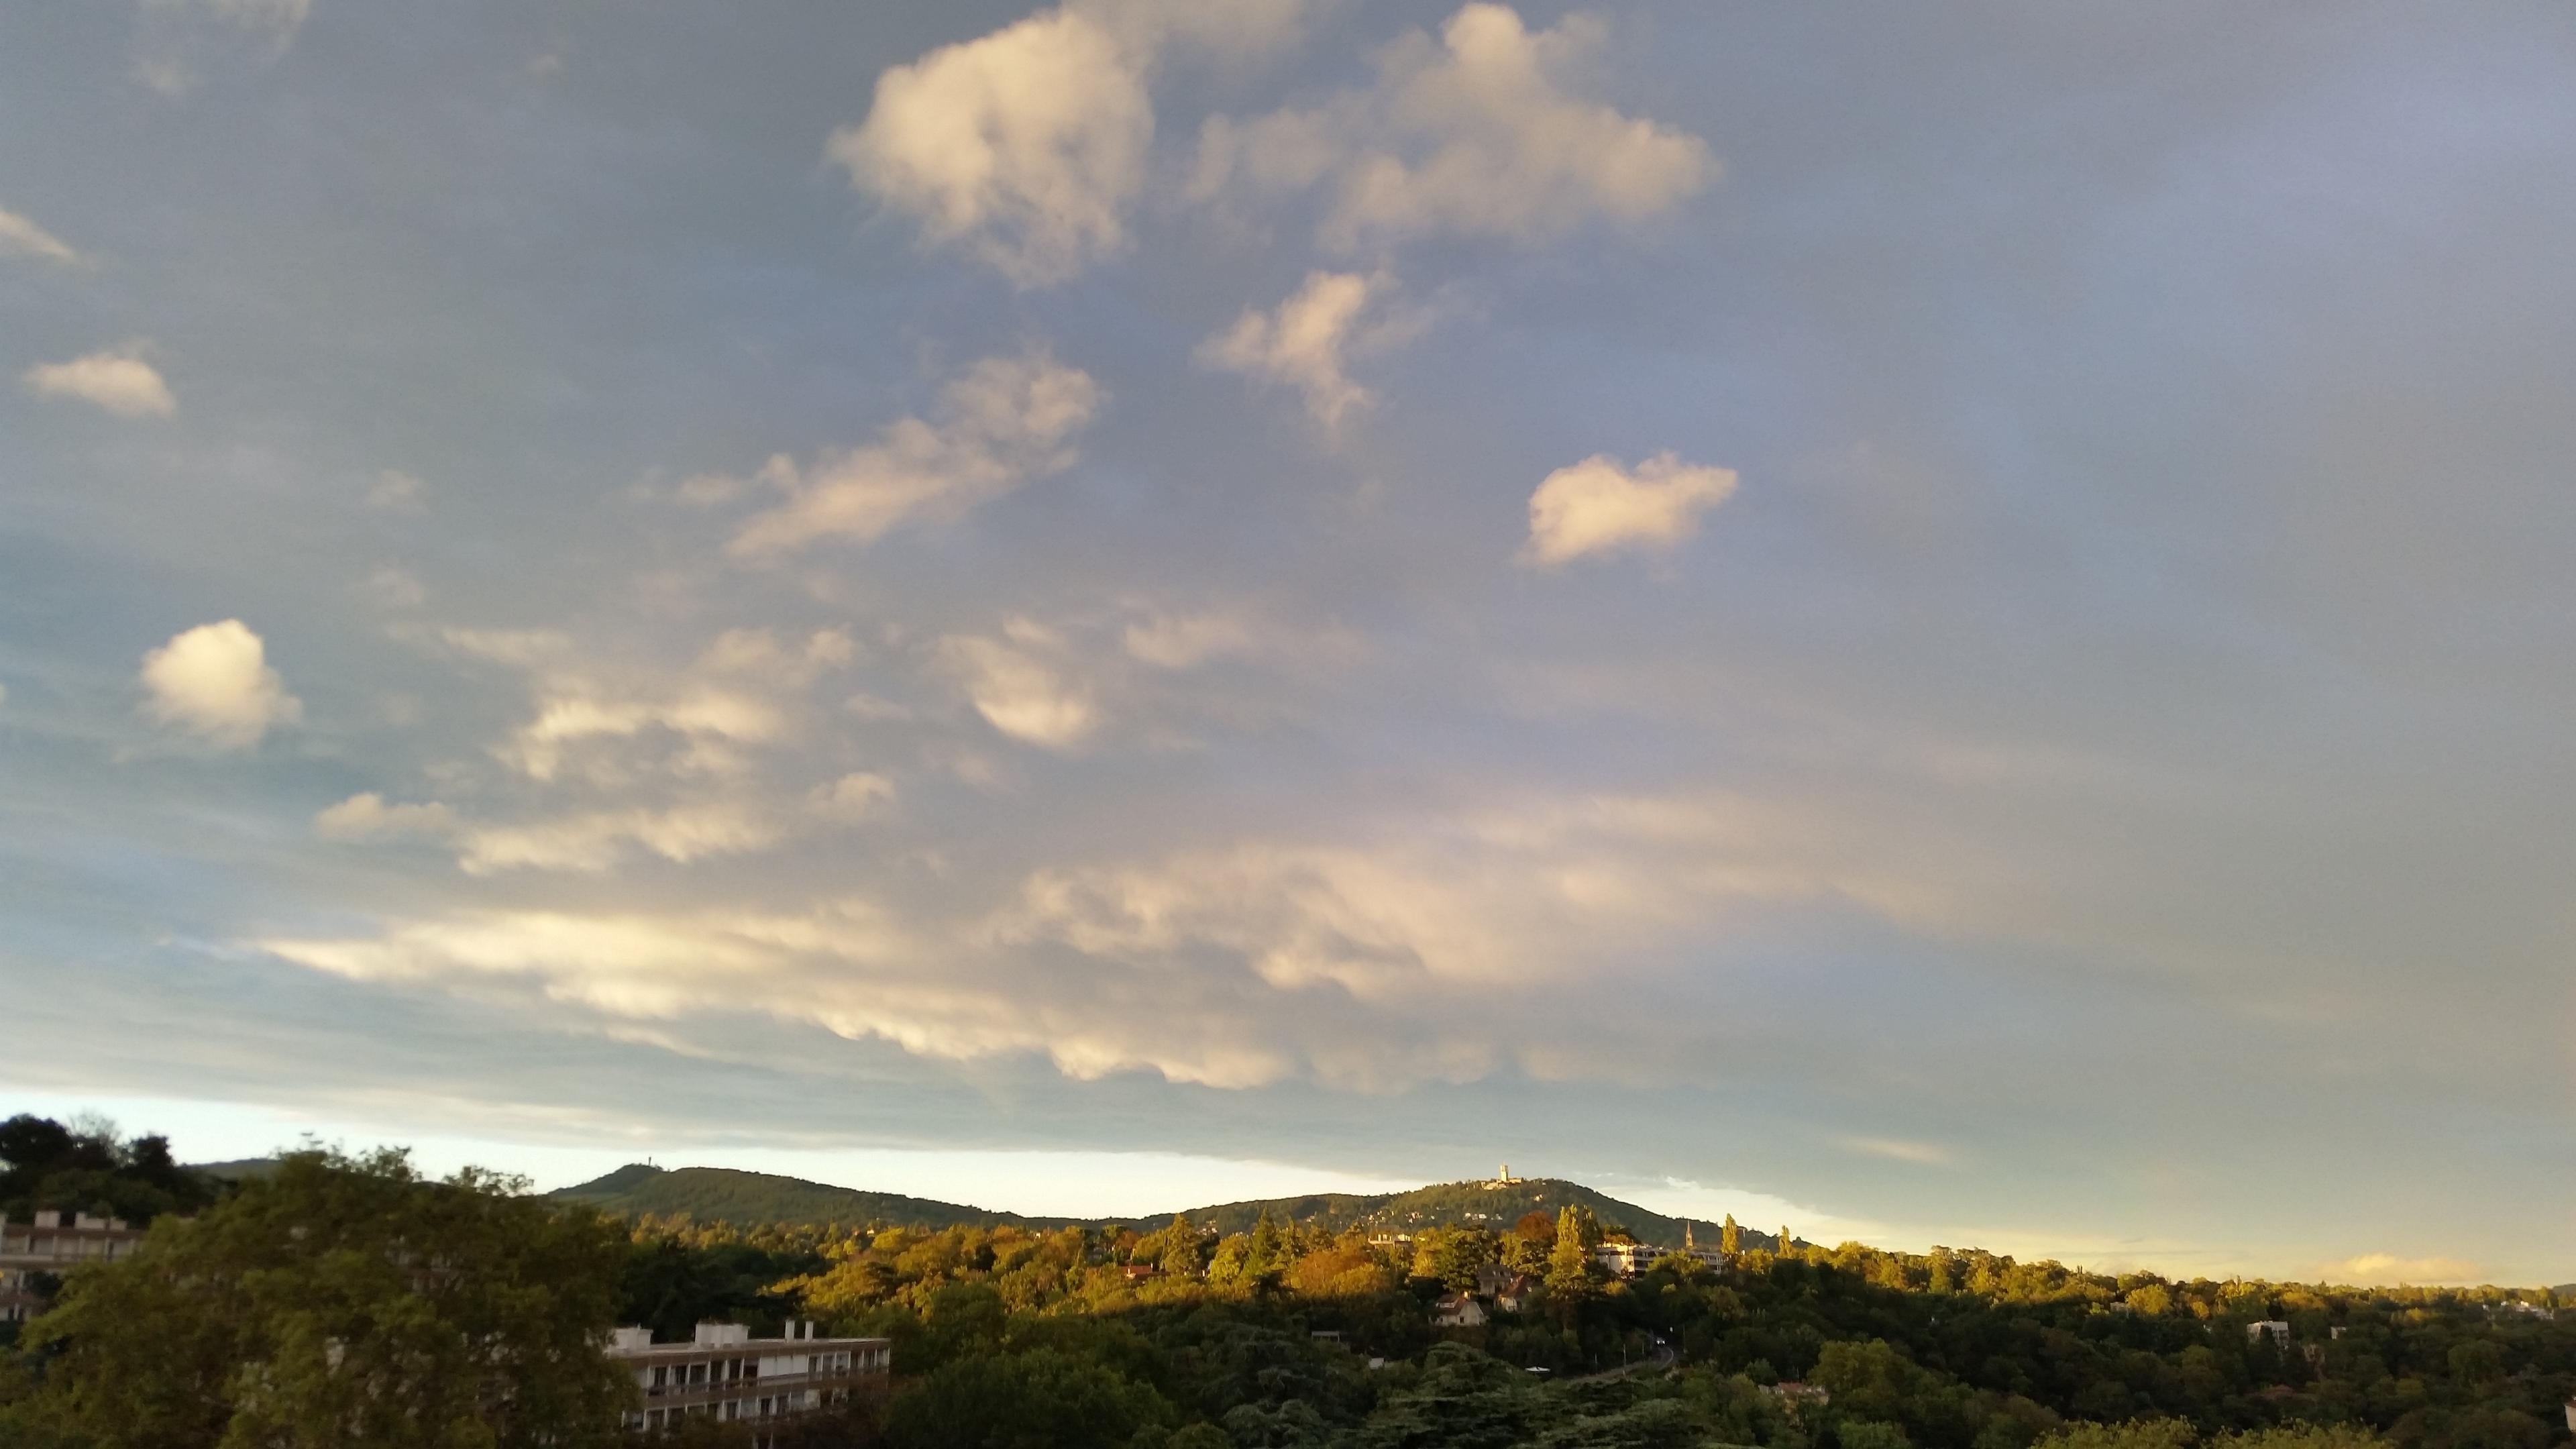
3, 0, 2571, 1286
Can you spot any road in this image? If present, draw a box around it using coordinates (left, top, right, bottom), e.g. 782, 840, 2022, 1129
1561, 1342, 1677, 1385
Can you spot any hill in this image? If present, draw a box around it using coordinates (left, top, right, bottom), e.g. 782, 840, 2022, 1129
552, 1164, 1795, 1252
1187, 1177, 1791, 1252
547, 1164, 1086, 1232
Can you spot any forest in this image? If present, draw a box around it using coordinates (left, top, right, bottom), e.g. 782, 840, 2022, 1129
2, 1114, 2569, 1449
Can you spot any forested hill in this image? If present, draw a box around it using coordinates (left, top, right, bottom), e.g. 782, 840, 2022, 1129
546, 1164, 1082, 1231
551, 1164, 1797, 1251
1187, 1177, 1792, 1252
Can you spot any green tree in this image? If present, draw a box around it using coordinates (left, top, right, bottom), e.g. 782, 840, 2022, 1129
2, 1147, 632, 1449
1247, 1209, 1287, 1281
883, 1346, 1175, 1449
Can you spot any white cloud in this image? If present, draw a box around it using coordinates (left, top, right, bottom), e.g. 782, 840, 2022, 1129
23, 347, 175, 418
830, 0, 1310, 286
158, 0, 313, 41
1520, 451, 1737, 568
729, 349, 1104, 555
1836, 1135, 1955, 1168
138, 620, 302, 750
2313, 1252, 2483, 1286
1122, 610, 1262, 669
1193, 3, 1713, 254
810, 771, 898, 823
458, 803, 786, 875
362, 565, 425, 610
0, 208, 88, 268
698, 628, 858, 686
314, 792, 456, 841
1198, 270, 1396, 431
831, 7, 1149, 288
132, 0, 315, 95
368, 470, 425, 511
936, 621, 1099, 749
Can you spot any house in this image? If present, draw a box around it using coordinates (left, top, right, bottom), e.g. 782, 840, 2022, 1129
2247, 1321, 2290, 1347
1475, 1263, 1518, 1297
1494, 1274, 1535, 1314
1432, 1292, 1488, 1328
608, 1320, 888, 1444
1120, 1263, 1160, 1283
1, 1211, 152, 1324
1594, 1241, 1666, 1277
1766, 1383, 1831, 1411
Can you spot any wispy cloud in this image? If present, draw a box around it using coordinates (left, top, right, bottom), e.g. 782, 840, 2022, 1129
0, 207, 89, 267
728, 350, 1104, 554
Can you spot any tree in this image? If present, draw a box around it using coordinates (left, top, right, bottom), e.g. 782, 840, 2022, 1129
1247, 1209, 1287, 1281
1720, 1215, 1741, 1256
2, 1146, 633, 1449
1544, 1208, 1597, 1318
883, 1346, 1175, 1449
1778, 1226, 1795, 1259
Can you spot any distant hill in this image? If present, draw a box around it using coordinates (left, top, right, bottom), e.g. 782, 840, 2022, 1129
1187, 1177, 1791, 1252
185, 1159, 279, 1181
547, 1164, 1087, 1232
551, 1164, 1794, 1252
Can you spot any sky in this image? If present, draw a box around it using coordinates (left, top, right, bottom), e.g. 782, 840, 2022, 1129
2, 0, 2571, 1288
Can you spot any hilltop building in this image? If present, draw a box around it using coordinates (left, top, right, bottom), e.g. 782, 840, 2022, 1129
609, 1320, 888, 1442
1, 1211, 150, 1324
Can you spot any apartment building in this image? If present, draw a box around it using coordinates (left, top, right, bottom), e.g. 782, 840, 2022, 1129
608, 1320, 890, 1442
1, 1210, 151, 1324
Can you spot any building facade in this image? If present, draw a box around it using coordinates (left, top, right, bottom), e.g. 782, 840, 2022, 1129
607, 1320, 890, 1441
1, 1211, 151, 1324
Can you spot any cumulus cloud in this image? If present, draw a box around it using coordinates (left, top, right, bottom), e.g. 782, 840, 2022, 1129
313, 792, 456, 841
23, 347, 175, 418
831, 8, 1148, 287
138, 620, 302, 750
829, 0, 1310, 286
1198, 270, 1403, 431
0, 207, 88, 267
1520, 451, 1737, 568
1193, 3, 1713, 254
729, 349, 1104, 555
936, 621, 1099, 750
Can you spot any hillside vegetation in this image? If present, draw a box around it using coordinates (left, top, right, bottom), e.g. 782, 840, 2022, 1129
547, 1164, 1082, 1232
547, 1165, 1784, 1250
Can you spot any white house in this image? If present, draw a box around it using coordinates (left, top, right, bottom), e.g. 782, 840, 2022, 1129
1432, 1293, 1488, 1328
